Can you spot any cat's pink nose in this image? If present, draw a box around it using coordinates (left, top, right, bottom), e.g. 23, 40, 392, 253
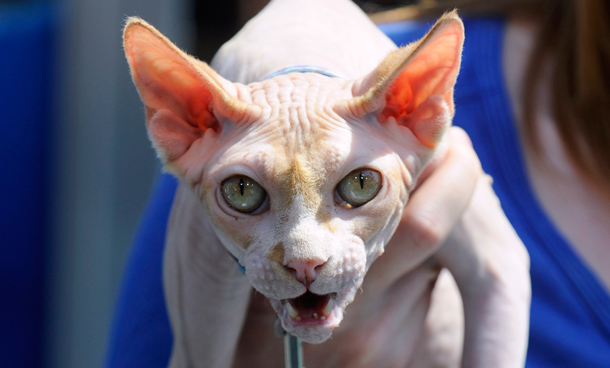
286, 258, 326, 285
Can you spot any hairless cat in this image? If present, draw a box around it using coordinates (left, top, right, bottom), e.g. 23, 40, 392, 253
123, 0, 530, 366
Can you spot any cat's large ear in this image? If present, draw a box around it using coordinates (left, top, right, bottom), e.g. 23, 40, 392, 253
123, 18, 260, 175
346, 11, 464, 148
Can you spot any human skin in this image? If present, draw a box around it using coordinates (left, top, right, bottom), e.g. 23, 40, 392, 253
504, 13, 610, 292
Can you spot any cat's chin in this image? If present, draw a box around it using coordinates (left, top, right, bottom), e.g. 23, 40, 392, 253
277, 304, 341, 344
286, 323, 335, 344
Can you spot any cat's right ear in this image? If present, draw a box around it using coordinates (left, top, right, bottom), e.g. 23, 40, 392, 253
123, 18, 260, 175
341, 12, 464, 149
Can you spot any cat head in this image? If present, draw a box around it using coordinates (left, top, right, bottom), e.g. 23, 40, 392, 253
123, 13, 464, 344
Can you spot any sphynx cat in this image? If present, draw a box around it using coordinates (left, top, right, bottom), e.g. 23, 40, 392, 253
123, 0, 531, 367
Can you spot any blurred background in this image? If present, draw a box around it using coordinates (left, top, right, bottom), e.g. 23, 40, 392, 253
0, 0, 407, 367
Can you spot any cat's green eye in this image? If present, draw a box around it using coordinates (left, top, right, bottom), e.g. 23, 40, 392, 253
337, 169, 381, 208
221, 175, 267, 213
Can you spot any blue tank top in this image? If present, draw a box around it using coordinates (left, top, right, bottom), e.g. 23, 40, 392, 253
106, 16, 610, 368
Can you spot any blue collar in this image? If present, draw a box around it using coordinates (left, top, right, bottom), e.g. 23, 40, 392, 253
264, 65, 342, 80
228, 252, 246, 274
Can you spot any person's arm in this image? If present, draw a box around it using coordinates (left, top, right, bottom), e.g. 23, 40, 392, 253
437, 174, 531, 368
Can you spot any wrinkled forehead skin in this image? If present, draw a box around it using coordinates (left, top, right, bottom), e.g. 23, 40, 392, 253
192, 73, 427, 264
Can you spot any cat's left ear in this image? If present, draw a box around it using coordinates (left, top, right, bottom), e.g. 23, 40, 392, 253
123, 17, 261, 180
346, 11, 464, 148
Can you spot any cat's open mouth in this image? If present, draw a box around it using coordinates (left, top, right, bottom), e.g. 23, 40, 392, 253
273, 289, 353, 343
282, 291, 337, 324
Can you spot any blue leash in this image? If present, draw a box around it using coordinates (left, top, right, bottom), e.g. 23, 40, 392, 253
284, 333, 304, 368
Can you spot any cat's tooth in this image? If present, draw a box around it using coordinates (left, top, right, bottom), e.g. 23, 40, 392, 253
286, 302, 298, 319
331, 293, 337, 300
313, 312, 318, 319
322, 297, 334, 316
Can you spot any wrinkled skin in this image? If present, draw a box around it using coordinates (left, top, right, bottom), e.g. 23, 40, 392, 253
123, 0, 531, 367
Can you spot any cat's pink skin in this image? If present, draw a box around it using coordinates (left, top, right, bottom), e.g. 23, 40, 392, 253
123, 0, 530, 367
